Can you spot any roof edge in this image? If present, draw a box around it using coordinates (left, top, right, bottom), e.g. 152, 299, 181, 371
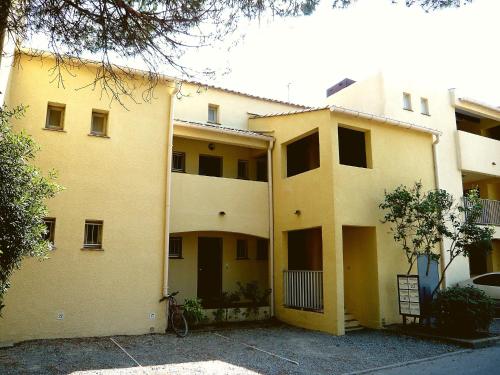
16, 48, 308, 109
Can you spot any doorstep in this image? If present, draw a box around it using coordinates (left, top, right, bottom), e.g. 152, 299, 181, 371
384, 324, 500, 349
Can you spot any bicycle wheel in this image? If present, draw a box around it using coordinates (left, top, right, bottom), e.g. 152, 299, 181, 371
170, 309, 188, 337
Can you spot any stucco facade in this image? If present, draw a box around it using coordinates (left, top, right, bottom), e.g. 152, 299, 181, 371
0, 52, 498, 343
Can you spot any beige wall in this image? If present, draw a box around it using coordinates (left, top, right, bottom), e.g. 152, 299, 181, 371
170, 173, 269, 238
1, 54, 172, 342
168, 232, 269, 304
458, 131, 500, 177
0, 53, 300, 344
175, 82, 304, 129
342, 226, 380, 328
326, 72, 472, 286
331, 112, 436, 329
250, 108, 436, 335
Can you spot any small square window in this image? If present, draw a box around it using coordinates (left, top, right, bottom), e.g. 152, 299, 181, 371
420, 98, 430, 115
172, 151, 186, 172
237, 160, 249, 180
43, 218, 56, 247
83, 220, 103, 249
236, 239, 248, 260
257, 239, 268, 260
45, 104, 65, 130
403, 93, 412, 111
208, 105, 219, 123
169, 237, 183, 258
91, 111, 108, 136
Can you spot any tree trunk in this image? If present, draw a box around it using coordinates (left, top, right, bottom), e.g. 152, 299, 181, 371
0, 0, 12, 65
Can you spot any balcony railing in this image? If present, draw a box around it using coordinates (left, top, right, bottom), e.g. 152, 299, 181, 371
464, 197, 500, 226
283, 270, 323, 311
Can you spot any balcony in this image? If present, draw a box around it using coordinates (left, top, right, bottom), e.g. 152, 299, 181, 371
457, 131, 500, 177
170, 173, 269, 238
464, 197, 500, 226
283, 270, 324, 311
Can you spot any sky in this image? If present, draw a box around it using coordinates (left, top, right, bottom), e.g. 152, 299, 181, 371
25, 0, 500, 108
180, 0, 500, 107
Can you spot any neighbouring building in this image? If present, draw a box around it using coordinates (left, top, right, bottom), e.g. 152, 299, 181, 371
326, 71, 500, 282
0, 51, 497, 343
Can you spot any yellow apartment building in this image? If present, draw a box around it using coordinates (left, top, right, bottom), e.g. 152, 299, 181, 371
326, 74, 500, 280
0, 51, 496, 343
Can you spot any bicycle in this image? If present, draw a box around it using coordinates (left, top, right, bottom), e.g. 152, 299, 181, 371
159, 291, 188, 337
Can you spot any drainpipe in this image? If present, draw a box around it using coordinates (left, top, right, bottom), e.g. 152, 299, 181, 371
163, 81, 181, 298
432, 134, 446, 287
267, 139, 275, 317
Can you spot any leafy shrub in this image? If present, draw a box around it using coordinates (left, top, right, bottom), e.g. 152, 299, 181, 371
432, 286, 495, 335
183, 298, 205, 325
237, 281, 271, 306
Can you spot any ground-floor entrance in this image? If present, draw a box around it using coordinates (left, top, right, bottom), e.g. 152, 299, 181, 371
342, 226, 380, 329
197, 237, 223, 307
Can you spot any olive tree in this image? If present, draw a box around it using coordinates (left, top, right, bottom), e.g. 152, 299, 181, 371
0, 106, 62, 314
380, 182, 494, 295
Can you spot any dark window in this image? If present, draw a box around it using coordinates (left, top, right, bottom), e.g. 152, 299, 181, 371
199, 155, 222, 177
286, 132, 320, 177
338, 127, 368, 168
473, 274, 500, 287
43, 218, 56, 245
257, 239, 269, 260
288, 227, 323, 271
172, 151, 186, 172
169, 237, 183, 258
487, 125, 500, 141
237, 160, 249, 179
236, 239, 248, 260
83, 220, 103, 249
256, 157, 268, 182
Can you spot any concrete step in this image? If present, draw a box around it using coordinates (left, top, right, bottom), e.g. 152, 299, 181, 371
344, 313, 356, 321
345, 319, 362, 328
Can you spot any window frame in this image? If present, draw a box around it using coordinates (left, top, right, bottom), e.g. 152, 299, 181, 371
237, 159, 249, 180
403, 92, 412, 111
236, 239, 249, 260
83, 220, 104, 250
420, 97, 430, 115
208, 104, 219, 124
45, 103, 65, 130
43, 217, 56, 247
172, 151, 186, 172
169, 237, 183, 258
90, 110, 109, 137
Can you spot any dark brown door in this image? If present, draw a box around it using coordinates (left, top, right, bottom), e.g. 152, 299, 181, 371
197, 237, 223, 306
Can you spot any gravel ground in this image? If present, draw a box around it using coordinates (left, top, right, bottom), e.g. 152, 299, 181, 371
0, 323, 464, 375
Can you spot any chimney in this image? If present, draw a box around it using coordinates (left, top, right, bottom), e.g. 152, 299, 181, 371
326, 78, 356, 98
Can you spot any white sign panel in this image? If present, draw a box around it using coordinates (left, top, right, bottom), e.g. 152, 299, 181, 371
397, 275, 421, 317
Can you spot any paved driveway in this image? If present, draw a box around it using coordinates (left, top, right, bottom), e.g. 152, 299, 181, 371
0, 325, 462, 374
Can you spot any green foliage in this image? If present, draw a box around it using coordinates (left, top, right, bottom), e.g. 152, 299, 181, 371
380, 182, 494, 294
237, 281, 271, 316
332, 0, 473, 11
182, 298, 205, 325
432, 286, 495, 335
212, 307, 225, 322
0, 106, 62, 314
